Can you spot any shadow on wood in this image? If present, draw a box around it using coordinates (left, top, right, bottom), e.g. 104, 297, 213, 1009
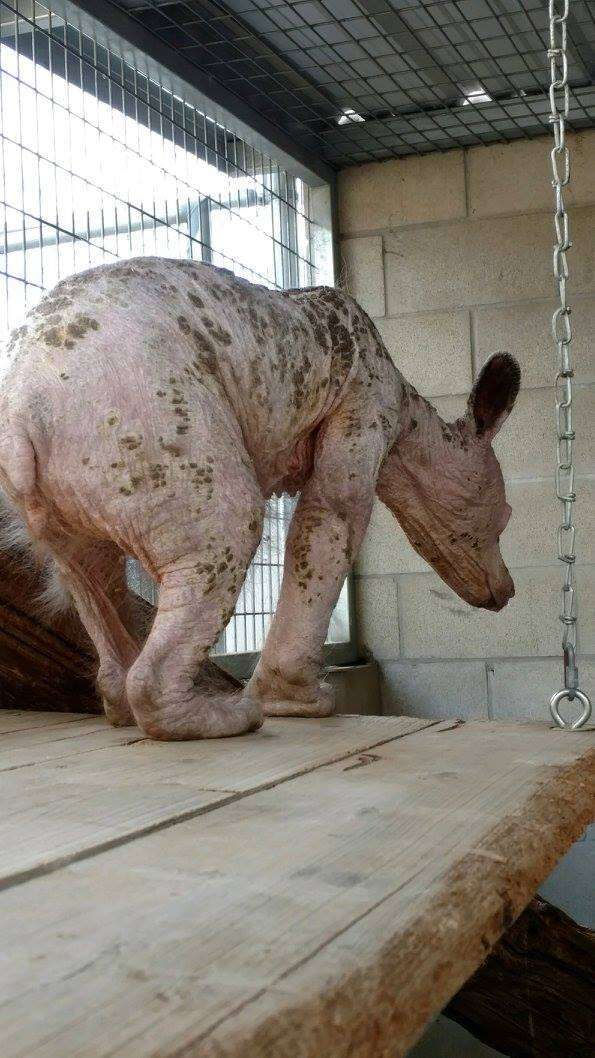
445, 896, 595, 1058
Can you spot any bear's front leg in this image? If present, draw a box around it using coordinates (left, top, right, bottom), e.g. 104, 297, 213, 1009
245, 402, 386, 717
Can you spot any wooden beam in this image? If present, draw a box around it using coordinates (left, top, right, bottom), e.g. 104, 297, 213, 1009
446, 896, 595, 1058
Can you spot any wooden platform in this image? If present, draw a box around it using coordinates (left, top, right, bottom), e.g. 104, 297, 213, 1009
1, 710, 593, 1058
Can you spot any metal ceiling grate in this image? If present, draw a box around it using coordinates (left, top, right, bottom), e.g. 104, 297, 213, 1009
110, 0, 595, 166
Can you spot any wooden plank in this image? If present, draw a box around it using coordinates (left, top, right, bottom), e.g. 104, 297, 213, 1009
0, 720, 144, 772
0, 710, 96, 734
0, 720, 592, 1058
0, 714, 432, 887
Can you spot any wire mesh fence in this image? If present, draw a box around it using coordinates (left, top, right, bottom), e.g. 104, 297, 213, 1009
0, 0, 344, 655
111, 0, 595, 166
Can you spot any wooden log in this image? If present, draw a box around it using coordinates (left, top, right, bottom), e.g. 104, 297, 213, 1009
445, 896, 595, 1058
0, 550, 98, 712
0, 552, 241, 712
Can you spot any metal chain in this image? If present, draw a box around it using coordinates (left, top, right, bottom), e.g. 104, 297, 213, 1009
547, 0, 591, 729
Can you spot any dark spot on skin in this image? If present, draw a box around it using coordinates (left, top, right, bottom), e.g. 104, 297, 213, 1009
159, 440, 181, 457
59, 372, 69, 380
107, 415, 118, 427
81, 456, 89, 465
108, 264, 138, 280
188, 291, 204, 308
156, 390, 166, 397
149, 463, 167, 489
67, 315, 99, 340
176, 425, 189, 434
119, 435, 142, 450
199, 315, 232, 346
43, 327, 63, 347
35, 295, 72, 317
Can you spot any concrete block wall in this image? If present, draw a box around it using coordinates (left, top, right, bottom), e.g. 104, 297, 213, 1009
338, 131, 594, 722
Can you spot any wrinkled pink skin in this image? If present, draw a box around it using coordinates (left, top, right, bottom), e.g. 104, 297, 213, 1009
0, 258, 520, 739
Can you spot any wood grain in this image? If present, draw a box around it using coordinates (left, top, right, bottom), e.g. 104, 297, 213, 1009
0, 717, 592, 1058
0, 718, 145, 771
0, 710, 98, 734
446, 896, 595, 1058
0, 557, 98, 713
1, 714, 432, 887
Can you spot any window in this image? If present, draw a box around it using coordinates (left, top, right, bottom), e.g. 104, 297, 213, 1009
0, 0, 351, 662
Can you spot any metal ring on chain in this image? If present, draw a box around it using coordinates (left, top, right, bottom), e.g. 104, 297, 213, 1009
550, 689, 592, 730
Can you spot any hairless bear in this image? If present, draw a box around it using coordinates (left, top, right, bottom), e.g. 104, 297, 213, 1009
0, 258, 520, 739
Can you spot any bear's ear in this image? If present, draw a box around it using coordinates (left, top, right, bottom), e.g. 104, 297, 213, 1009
467, 353, 521, 440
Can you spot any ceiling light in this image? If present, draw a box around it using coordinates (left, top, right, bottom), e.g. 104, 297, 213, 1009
461, 88, 493, 106
337, 108, 365, 125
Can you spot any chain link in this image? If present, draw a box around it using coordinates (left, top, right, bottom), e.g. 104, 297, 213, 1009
547, 0, 591, 729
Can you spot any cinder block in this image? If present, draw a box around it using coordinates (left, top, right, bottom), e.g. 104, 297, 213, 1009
474, 296, 595, 390
467, 130, 595, 218
489, 656, 595, 722
381, 658, 488, 719
500, 479, 595, 570
434, 385, 595, 481
494, 385, 595, 482
384, 207, 595, 314
354, 574, 400, 661
374, 310, 472, 397
338, 150, 465, 235
357, 498, 428, 577
340, 235, 385, 317
397, 565, 594, 659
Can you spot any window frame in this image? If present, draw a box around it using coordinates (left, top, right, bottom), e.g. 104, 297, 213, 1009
1, 0, 359, 671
